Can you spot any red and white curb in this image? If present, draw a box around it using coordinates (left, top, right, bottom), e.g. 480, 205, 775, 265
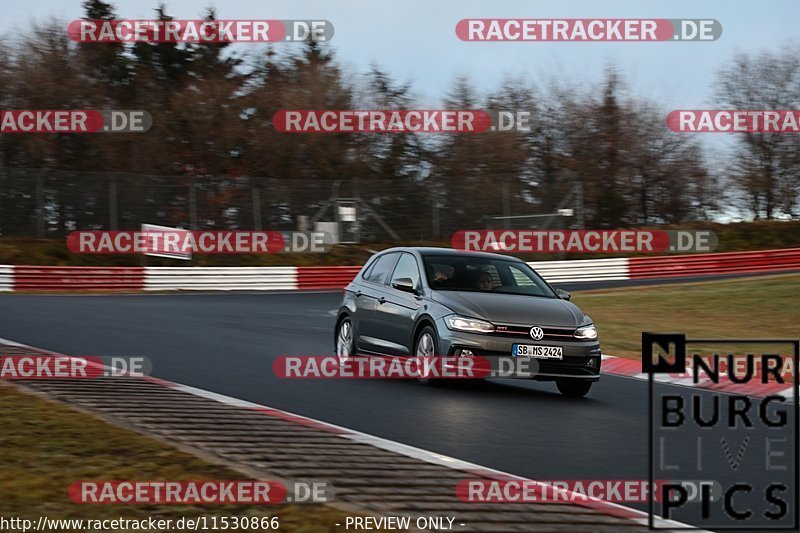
3, 247, 798, 291
601, 354, 795, 400
0, 336, 702, 531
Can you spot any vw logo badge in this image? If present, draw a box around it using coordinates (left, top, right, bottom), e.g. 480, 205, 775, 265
529, 326, 544, 341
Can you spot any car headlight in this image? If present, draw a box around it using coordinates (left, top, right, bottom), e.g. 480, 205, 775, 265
574, 324, 598, 340
446, 316, 495, 334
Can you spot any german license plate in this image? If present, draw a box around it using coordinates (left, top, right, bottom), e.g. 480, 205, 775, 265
513, 344, 563, 359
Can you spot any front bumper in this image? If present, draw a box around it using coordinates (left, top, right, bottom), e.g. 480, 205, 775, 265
435, 317, 601, 381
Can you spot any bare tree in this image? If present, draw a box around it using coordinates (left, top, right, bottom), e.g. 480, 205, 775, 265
715, 45, 800, 219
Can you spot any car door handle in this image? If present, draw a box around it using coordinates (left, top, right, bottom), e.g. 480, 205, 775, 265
378, 297, 386, 304
355, 290, 362, 297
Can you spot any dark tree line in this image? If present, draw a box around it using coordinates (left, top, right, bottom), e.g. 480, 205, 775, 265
714, 45, 800, 220
0, 0, 793, 239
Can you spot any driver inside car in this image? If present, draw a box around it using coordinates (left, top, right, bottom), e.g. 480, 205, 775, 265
431, 264, 455, 286
476, 271, 494, 291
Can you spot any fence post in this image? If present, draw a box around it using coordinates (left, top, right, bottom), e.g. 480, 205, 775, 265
36, 172, 44, 237
432, 188, 440, 239
502, 180, 510, 229
189, 177, 197, 230
109, 174, 118, 230
252, 185, 262, 230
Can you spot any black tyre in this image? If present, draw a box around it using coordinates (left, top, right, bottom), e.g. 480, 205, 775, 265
336, 317, 354, 364
556, 379, 592, 398
414, 325, 439, 385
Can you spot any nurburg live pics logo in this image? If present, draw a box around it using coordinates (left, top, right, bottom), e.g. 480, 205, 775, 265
643, 332, 799, 530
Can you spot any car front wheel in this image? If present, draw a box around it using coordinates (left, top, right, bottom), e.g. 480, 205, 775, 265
556, 379, 592, 398
415, 325, 438, 384
336, 317, 354, 364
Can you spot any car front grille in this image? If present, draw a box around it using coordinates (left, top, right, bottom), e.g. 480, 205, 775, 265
491, 324, 580, 341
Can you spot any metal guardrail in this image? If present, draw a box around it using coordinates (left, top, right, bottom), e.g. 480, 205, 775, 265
528, 258, 630, 283
296, 266, 362, 290
0, 265, 13, 292
1, 248, 798, 292
12, 266, 145, 291
144, 266, 297, 291
628, 247, 800, 279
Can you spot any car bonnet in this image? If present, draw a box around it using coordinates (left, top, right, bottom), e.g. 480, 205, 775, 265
431, 290, 587, 327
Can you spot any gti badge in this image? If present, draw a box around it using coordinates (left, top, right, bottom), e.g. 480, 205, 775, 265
529, 326, 544, 341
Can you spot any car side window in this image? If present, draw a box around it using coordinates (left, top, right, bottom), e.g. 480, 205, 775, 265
509, 265, 535, 287
360, 257, 377, 280
507, 264, 548, 296
364, 253, 400, 285
390, 253, 421, 289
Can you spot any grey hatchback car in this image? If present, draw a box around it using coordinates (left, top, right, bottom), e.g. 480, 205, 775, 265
334, 247, 601, 397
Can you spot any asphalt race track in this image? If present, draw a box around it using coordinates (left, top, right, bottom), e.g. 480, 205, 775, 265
1, 286, 796, 530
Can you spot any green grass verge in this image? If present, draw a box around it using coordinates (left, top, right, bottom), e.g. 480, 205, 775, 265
572, 273, 800, 360
0, 383, 392, 532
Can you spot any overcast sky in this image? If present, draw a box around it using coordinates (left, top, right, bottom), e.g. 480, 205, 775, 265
3, 0, 798, 108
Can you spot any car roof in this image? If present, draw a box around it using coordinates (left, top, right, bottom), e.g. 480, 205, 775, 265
376, 247, 525, 262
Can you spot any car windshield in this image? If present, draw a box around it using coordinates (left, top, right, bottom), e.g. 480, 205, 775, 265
421, 254, 557, 298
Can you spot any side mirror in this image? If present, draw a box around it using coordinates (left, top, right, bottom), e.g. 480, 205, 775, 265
392, 277, 417, 294
556, 288, 571, 301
